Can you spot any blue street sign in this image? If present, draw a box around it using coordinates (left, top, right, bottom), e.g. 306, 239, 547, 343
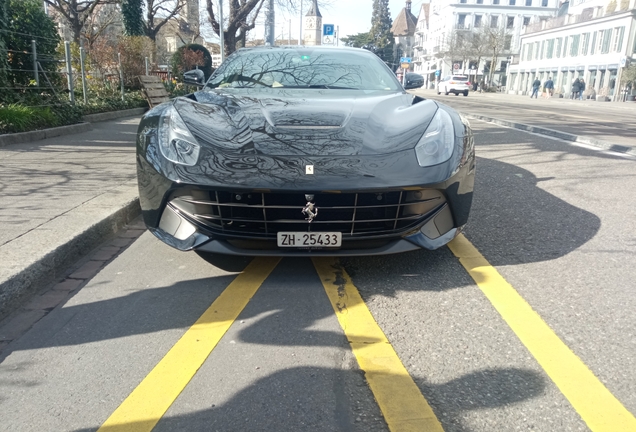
400, 57, 412, 63
435, 70, 440, 76
323, 24, 335, 36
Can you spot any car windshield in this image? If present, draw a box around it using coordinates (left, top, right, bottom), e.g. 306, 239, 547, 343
452, 76, 469, 81
205, 48, 402, 91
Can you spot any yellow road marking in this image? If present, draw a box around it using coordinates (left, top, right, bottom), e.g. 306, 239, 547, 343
98, 257, 281, 432
448, 234, 636, 432
312, 257, 444, 432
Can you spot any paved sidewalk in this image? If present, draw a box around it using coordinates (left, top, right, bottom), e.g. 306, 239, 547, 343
0, 116, 142, 319
414, 88, 636, 151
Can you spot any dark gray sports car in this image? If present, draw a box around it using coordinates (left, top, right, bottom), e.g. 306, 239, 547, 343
136, 46, 475, 256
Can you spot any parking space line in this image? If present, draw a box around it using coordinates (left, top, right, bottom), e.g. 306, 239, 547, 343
448, 234, 636, 432
312, 257, 444, 432
98, 257, 281, 432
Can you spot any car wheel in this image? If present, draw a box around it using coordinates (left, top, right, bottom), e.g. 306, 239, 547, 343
455, 92, 459, 96
463, 91, 469, 96
437, 88, 441, 95
444, 87, 449, 95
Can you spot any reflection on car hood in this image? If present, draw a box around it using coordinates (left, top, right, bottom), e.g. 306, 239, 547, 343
173, 89, 438, 156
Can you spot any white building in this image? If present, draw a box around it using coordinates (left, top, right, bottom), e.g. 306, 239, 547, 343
303, 0, 322, 46
413, 0, 559, 86
509, 0, 636, 100
392, 0, 419, 65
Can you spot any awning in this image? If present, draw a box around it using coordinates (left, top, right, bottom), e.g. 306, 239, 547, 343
568, 66, 576, 71
551, 67, 559, 72
598, 65, 607, 70
560, 66, 568, 71
538, 68, 546, 72
607, 64, 619, 70
530, 68, 537, 72
588, 65, 597, 71
576, 65, 585, 71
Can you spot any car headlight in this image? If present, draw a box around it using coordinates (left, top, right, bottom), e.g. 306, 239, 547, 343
158, 105, 200, 166
415, 108, 455, 167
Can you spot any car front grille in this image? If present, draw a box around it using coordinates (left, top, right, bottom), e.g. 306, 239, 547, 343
168, 189, 446, 239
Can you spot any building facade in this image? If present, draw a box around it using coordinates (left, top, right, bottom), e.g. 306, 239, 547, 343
303, 0, 322, 46
392, 0, 419, 66
156, 0, 204, 65
413, 0, 558, 86
510, 0, 636, 100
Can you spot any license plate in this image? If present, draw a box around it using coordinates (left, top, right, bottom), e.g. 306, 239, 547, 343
277, 232, 342, 248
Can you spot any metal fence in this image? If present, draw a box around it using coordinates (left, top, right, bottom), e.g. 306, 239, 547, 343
1, 29, 167, 107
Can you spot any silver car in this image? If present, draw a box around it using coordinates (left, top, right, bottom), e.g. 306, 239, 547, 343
437, 75, 471, 96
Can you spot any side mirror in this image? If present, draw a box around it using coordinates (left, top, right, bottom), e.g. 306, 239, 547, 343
183, 69, 205, 86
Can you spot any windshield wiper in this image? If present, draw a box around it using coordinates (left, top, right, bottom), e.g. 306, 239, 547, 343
283, 84, 358, 90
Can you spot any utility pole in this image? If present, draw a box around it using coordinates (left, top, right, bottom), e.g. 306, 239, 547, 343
288, 19, 291, 45
299, 0, 303, 45
264, 0, 275, 46
218, 0, 225, 62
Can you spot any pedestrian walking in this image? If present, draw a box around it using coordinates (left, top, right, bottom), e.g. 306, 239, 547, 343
530, 77, 541, 98
571, 78, 581, 99
544, 77, 554, 99
579, 78, 586, 100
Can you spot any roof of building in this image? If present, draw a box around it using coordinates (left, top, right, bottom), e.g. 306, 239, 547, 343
306, 0, 322, 18
391, 2, 418, 37
417, 3, 430, 29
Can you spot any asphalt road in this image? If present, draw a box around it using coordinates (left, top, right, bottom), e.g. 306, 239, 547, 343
1, 120, 635, 431
415, 89, 636, 150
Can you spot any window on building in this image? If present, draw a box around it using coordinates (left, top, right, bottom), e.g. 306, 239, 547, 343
523, 16, 530, 26
474, 15, 482, 27
509, 0, 516, 5
166, 37, 177, 53
525, 0, 532, 5
612, 26, 625, 52
460, 0, 467, 3
505, 35, 513, 50
458, 14, 466, 28
541, 0, 548, 6
595, 30, 604, 53
476, 0, 483, 4
581, 33, 589, 55
555, 37, 562, 58
547, 38, 554, 58
491, 15, 499, 27
563, 36, 569, 56
570, 34, 580, 56
493, 0, 500, 4
601, 28, 612, 54
539, 40, 545, 58
507, 16, 515, 28
590, 31, 597, 54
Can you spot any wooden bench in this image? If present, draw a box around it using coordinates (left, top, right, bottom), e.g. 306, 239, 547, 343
138, 75, 170, 107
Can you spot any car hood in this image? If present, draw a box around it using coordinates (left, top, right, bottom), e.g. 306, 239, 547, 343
174, 89, 438, 156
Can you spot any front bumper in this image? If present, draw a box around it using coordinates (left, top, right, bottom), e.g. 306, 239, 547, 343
136, 102, 475, 256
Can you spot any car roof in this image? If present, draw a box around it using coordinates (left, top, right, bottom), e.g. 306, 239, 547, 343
234, 45, 375, 57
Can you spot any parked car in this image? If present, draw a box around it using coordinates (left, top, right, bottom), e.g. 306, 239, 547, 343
437, 75, 471, 96
136, 46, 475, 256
404, 73, 424, 89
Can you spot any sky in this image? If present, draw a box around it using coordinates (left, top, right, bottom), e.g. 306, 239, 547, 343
202, 1, 424, 45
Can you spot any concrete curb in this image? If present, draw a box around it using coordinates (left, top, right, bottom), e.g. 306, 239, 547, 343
0, 183, 141, 321
466, 114, 636, 157
0, 107, 147, 148
0, 123, 93, 147
82, 107, 147, 123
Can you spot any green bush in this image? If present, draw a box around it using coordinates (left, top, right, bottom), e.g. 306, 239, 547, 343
171, 44, 213, 81
0, 103, 83, 134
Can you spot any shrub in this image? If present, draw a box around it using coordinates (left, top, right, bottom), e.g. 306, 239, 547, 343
0, 103, 83, 134
171, 44, 213, 81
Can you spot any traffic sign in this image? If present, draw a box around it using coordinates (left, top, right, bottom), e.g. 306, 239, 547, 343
323, 36, 334, 45
453, 63, 459, 70
401, 62, 410, 69
435, 70, 440, 76
323, 24, 335, 36
400, 57, 412, 63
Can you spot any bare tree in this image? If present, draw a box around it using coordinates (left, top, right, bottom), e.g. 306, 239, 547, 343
44, 0, 118, 44
83, 3, 122, 49
144, 0, 186, 43
478, 24, 510, 86
205, 0, 333, 56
